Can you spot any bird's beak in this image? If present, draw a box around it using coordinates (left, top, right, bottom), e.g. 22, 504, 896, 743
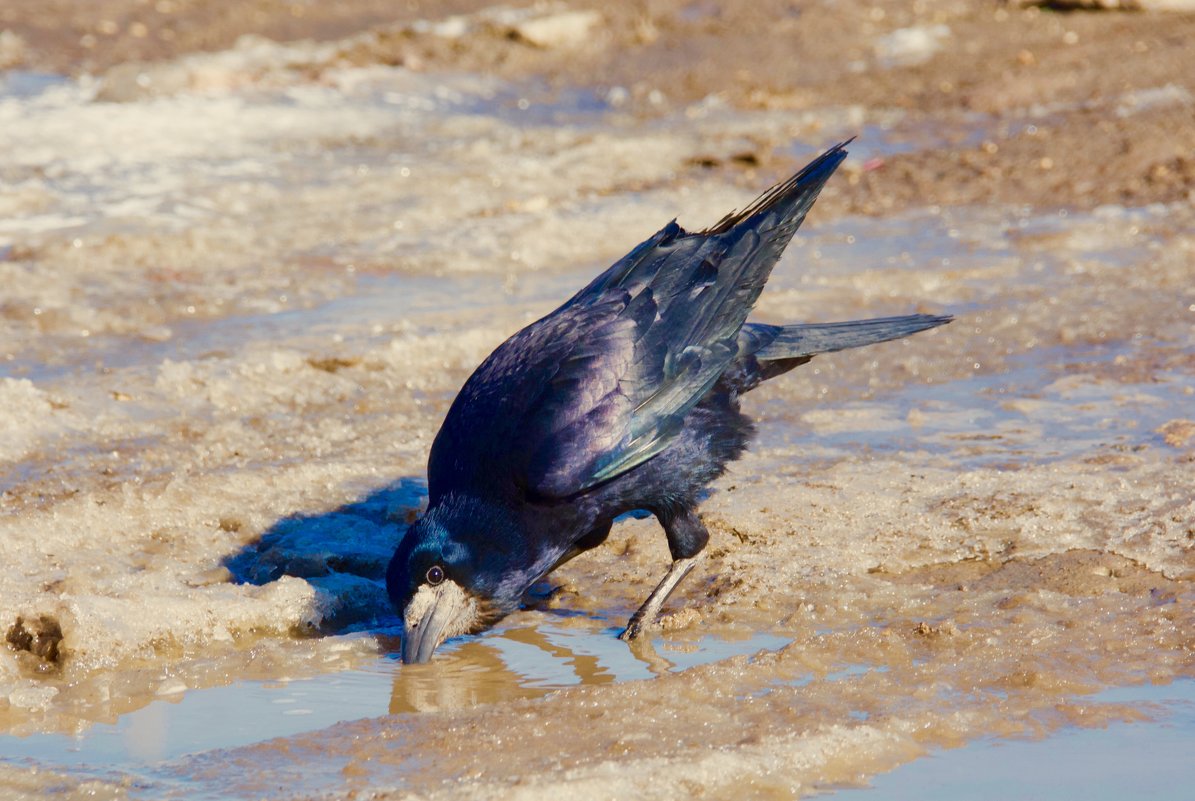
401, 580, 476, 664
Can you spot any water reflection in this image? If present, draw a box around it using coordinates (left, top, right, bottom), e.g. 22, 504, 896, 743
0, 620, 789, 769
385, 634, 552, 714
384, 619, 787, 715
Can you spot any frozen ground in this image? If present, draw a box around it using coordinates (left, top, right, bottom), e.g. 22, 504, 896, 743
0, 3, 1193, 799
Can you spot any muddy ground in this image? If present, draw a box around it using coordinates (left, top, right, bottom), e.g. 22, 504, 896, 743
0, 1, 1192, 799
4, 0, 1195, 212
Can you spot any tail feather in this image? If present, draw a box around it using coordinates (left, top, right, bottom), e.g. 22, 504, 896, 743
746, 313, 952, 361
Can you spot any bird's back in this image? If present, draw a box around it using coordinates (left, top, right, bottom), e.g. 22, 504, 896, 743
427, 142, 852, 506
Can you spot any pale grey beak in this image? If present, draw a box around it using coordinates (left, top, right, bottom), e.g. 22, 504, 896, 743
402, 601, 452, 664
400, 581, 475, 664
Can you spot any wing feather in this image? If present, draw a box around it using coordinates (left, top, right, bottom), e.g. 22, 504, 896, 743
432, 142, 851, 501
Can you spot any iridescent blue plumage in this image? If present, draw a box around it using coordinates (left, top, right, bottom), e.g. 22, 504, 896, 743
386, 141, 951, 662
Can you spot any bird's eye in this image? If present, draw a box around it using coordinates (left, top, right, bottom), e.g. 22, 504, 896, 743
426, 565, 445, 586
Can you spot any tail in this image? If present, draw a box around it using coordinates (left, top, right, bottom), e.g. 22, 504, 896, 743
720, 313, 951, 393
742, 313, 952, 361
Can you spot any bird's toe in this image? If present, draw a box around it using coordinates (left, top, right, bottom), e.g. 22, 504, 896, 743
618, 616, 650, 641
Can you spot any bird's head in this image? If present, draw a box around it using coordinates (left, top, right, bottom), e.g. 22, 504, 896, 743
385, 498, 520, 663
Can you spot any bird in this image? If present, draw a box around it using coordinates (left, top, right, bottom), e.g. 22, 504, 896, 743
387, 140, 951, 663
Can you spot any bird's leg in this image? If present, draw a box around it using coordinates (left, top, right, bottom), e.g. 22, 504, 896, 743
619, 555, 700, 641
619, 505, 709, 641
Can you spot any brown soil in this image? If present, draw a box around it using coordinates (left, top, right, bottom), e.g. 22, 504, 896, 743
0, 0, 490, 74
4, 1, 1194, 214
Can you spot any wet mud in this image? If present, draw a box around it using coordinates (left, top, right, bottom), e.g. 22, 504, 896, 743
1, 1, 1193, 798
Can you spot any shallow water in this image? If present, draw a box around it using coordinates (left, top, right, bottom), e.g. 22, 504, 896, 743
0, 623, 790, 769
838, 679, 1195, 800
1, 13, 1193, 800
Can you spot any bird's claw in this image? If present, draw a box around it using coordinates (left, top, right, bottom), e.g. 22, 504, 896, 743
618, 615, 653, 641
618, 555, 700, 642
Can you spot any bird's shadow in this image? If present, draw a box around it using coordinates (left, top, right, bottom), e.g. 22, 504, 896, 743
220, 481, 701, 639
221, 477, 426, 635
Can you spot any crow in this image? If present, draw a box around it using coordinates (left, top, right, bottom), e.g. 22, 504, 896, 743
387, 141, 951, 663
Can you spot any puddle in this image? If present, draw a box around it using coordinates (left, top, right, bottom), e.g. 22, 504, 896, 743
774, 340, 1195, 469
0, 622, 789, 771
0, 71, 71, 100
2, 15, 1193, 801
834, 679, 1195, 800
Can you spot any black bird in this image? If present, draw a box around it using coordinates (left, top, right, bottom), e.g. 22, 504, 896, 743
387, 141, 950, 663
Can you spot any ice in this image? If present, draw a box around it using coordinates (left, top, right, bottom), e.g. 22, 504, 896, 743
874, 25, 952, 68
1115, 83, 1194, 117
0, 378, 62, 463
0, 31, 27, 70
511, 10, 602, 48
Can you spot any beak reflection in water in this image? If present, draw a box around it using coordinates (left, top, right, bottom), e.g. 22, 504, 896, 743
389, 625, 622, 714
390, 617, 795, 715
401, 580, 481, 664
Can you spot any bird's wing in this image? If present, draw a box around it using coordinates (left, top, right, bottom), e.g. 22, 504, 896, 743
515, 142, 851, 498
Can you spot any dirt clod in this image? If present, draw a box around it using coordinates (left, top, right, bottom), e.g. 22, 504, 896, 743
5, 615, 64, 666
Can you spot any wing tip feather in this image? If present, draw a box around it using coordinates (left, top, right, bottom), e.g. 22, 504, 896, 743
699, 138, 854, 236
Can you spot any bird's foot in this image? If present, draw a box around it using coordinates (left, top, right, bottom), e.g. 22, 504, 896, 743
618, 613, 652, 642
616, 555, 700, 643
